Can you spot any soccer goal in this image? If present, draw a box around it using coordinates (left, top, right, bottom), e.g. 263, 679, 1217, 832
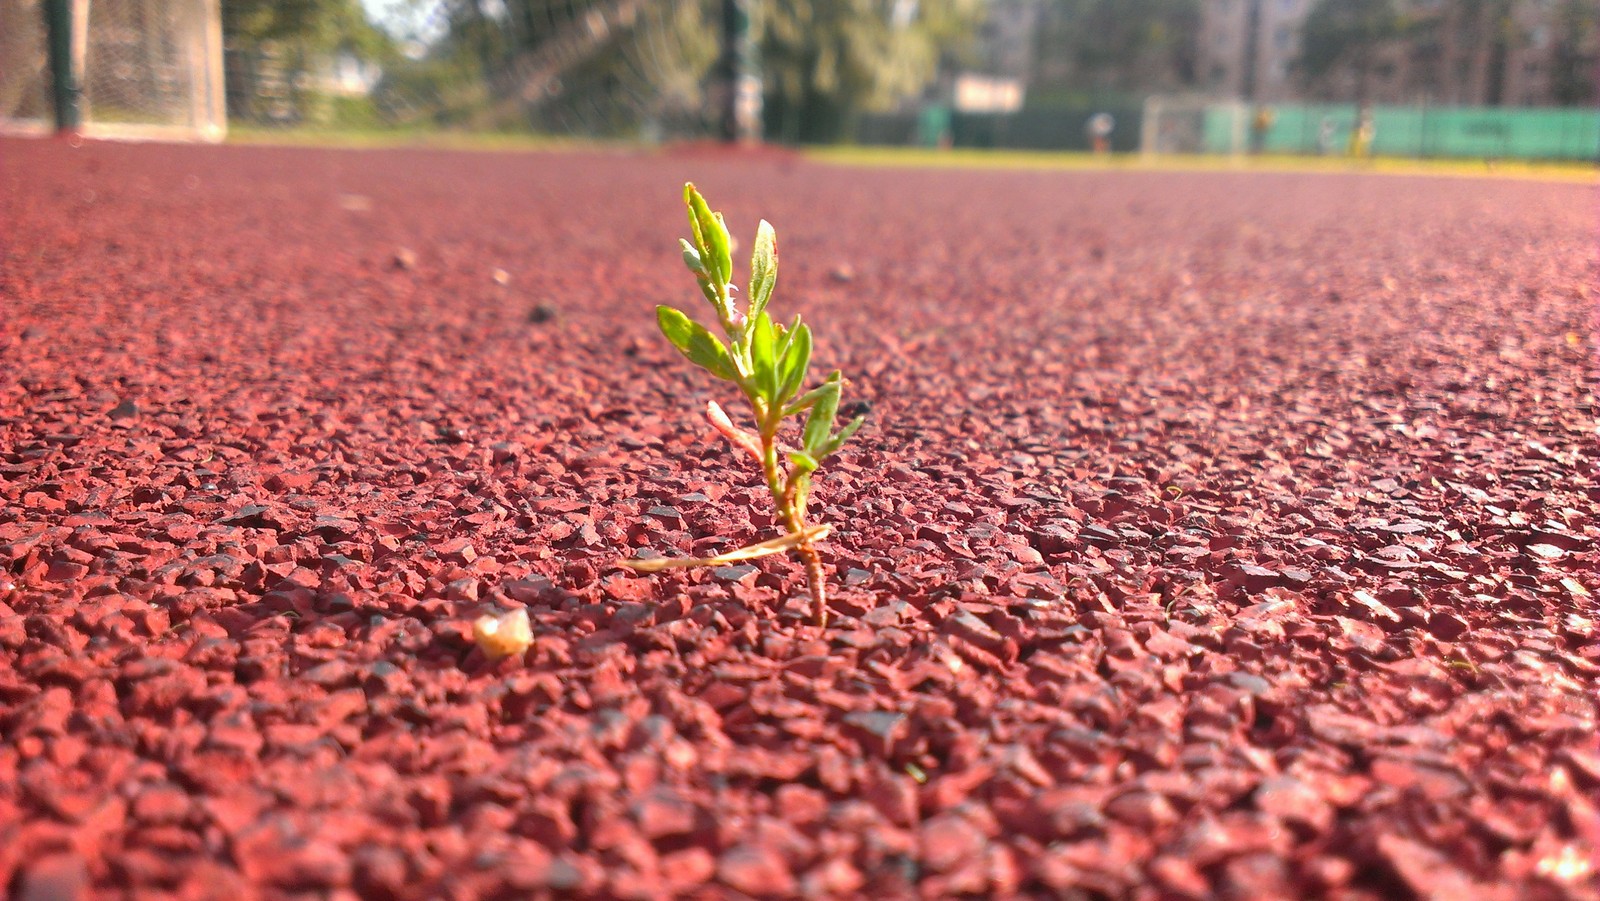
0, 0, 225, 141
1140, 95, 1247, 158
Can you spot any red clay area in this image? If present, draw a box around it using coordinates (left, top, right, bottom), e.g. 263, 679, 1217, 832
1, 137, 1597, 900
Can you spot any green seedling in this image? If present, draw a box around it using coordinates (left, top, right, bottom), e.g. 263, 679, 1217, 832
621, 183, 866, 626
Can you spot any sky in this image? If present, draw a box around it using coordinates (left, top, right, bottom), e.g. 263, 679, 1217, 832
361, 0, 447, 44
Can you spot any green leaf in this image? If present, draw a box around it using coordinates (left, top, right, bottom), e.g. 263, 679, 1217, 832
679, 238, 704, 274
684, 183, 731, 287
788, 450, 819, 474
801, 375, 841, 455
684, 185, 706, 248
657, 305, 737, 381
772, 314, 798, 361
749, 219, 777, 320
776, 322, 811, 404
781, 380, 833, 418
819, 413, 866, 459
695, 274, 722, 311
748, 311, 778, 401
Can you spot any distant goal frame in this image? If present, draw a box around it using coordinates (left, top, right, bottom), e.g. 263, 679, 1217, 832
1140, 95, 1248, 158
1, 0, 226, 142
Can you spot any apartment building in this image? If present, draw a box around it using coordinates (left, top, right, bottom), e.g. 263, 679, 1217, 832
1196, 0, 1593, 105
1198, 0, 1315, 102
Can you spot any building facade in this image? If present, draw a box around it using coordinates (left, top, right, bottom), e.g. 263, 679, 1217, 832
1196, 0, 1595, 106
1198, 0, 1315, 102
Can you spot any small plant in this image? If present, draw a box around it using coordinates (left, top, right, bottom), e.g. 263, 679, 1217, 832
621, 183, 866, 626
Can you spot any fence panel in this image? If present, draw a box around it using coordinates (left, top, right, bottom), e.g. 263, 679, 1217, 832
870, 98, 1597, 162
1240, 104, 1598, 161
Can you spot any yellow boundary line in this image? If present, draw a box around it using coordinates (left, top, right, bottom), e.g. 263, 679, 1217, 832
805, 146, 1599, 184
224, 127, 619, 154
216, 129, 1598, 183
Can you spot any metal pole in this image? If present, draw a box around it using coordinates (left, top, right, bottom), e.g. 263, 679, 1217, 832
720, 0, 761, 143
1241, 0, 1262, 103
43, 0, 83, 133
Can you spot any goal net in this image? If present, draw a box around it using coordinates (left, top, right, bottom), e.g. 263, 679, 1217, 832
0, 0, 53, 133
1140, 95, 1247, 157
0, 0, 225, 141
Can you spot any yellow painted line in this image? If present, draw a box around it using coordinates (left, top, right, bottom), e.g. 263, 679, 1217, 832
225, 127, 619, 154
222, 129, 1598, 183
806, 146, 1599, 184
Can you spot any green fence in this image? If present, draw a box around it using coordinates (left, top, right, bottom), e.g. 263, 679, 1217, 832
858, 106, 1145, 152
1207, 104, 1599, 161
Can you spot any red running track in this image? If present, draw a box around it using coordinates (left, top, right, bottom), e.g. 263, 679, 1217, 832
2, 137, 1597, 898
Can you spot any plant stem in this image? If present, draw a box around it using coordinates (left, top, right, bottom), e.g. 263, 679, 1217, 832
760, 430, 828, 627
794, 537, 827, 627
778, 501, 826, 627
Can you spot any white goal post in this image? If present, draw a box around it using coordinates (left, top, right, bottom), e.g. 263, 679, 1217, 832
1140, 95, 1248, 157
0, 0, 225, 141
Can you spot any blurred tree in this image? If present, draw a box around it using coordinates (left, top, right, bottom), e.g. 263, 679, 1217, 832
1550, 0, 1597, 105
226, 0, 392, 57
1295, 0, 1407, 105
759, 0, 985, 143
224, 0, 394, 122
1027, 0, 1200, 104
427, 0, 979, 141
1454, 0, 1516, 106
1295, 0, 1598, 107
423, 0, 717, 135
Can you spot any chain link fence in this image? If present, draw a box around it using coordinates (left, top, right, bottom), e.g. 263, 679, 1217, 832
0, 0, 55, 132
0, 0, 224, 140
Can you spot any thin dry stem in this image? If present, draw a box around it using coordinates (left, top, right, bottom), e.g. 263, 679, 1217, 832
618, 525, 830, 571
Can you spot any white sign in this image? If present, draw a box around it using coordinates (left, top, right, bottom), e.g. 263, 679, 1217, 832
953, 74, 1024, 114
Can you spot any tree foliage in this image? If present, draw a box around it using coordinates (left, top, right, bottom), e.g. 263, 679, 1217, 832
422, 0, 716, 134
1550, 0, 1598, 105
1296, 0, 1595, 107
421, 0, 979, 141
1296, 0, 1408, 102
224, 0, 393, 62
223, 0, 395, 122
1031, 0, 1201, 98
759, 0, 985, 143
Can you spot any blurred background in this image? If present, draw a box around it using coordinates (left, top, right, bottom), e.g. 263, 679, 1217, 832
1, 0, 1596, 160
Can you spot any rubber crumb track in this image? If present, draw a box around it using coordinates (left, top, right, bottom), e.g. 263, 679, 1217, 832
1, 137, 1597, 900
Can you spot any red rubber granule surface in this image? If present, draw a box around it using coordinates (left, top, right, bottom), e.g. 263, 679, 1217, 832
1, 137, 1597, 899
